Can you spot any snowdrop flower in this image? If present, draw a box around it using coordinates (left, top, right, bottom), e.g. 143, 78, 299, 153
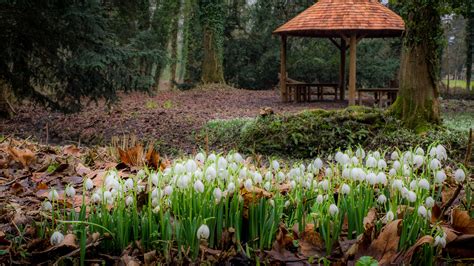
42, 201, 52, 211
340, 154, 350, 165
403, 151, 413, 164
65, 185, 76, 198
335, 151, 344, 163
418, 178, 430, 190
218, 169, 228, 180
454, 169, 466, 183
373, 151, 381, 159
366, 172, 376, 185
213, 188, 222, 203
194, 180, 205, 193
329, 204, 339, 216
436, 144, 447, 161
425, 196, 435, 208
401, 187, 409, 198
277, 172, 285, 182
227, 182, 236, 193
366, 156, 377, 168
233, 153, 243, 163
410, 180, 417, 190
137, 170, 146, 179
186, 159, 198, 173
429, 147, 437, 158
174, 163, 185, 175
271, 160, 280, 171
386, 210, 395, 222
435, 170, 447, 184
393, 160, 401, 170
91, 192, 101, 203
205, 166, 217, 182
314, 158, 323, 170
264, 181, 271, 191
239, 168, 248, 179
413, 155, 424, 168
150, 173, 159, 186
388, 168, 397, 176
415, 147, 425, 156
50, 231, 65, 245
351, 156, 359, 165
407, 191, 417, 203
418, 205, 428, 218
392, 179, 404, 191
341, 184, 351, 195
430, 159, 441, 170
377, 194, 387, 204
299, 163, 306, 173
229, 162, 238, 172
403, 165, 411, 176
177, 175, 191, 189
48, 188, 59, 201
268, 199, 275, 207
195, 152, 206, 163
124, 178, 134, 191
356, 148, 366, 159
104, 191, 113, 205
391, 151, 399, 160
290, 180, 297, 190
151, 197, 159, 207
378, 159, 387, 169
376, 172, 387, 185
284, 200, 291, 208
434, 235, 446, 248
253, 172, 263, 184
217, 157, 227, 170
164, 185, 173, 196
207, 153, 217, 162
126, 196, 134, 206
342, 167, 350, 179
351, 167, 366, 181
84, 178, 94, 191
325, 167, 333, 177
151, 187, 160, 199
316, 195, 324, 204
244, 179, 253, 191
319, 180, 329, 191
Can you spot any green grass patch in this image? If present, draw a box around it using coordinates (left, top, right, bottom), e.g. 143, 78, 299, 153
442, 79, 470, 89
443, 112, 474, 132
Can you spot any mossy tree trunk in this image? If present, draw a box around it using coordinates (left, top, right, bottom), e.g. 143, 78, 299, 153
390, 0, 442, 131
466, 0, 473, 92
200, 0, 225, 84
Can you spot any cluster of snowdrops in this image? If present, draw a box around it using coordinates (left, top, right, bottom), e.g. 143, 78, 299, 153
40, 144, 468, 263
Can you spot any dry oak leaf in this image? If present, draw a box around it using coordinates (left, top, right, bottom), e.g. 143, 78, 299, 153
394, 235, 434, 264
7, 146, 35, 168
298, 223, 325, 258
451, 208, 474, 234
364, 219, 402, 265
63, 145, 81, 157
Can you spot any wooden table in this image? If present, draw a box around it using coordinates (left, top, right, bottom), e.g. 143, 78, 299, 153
286, 83, 339, 102
357, 88, 399, 107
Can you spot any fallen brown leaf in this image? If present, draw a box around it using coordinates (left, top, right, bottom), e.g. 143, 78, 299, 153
451, 208, 474, 234
394, 235, 433, 264
362, 219, 402, 265
445, 234, 474, 258
7, 146, 35, 168
63, 145, 81, 156
298, 223, 325, 258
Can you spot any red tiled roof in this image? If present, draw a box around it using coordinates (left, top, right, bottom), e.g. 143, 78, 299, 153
274, 0, 405, 38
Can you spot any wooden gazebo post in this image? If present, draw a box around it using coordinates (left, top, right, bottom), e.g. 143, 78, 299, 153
348, 35, 357, 106
280, 35, 287, 102
339, 38, 346, 101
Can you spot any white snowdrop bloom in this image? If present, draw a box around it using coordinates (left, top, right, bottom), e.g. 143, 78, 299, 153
329, 204, 339, 216
177, 175, 191, 189
264, 181, 271, 191
319, 180, 329, 191
401, 187, 409, 198
410, 180, 418, 190
335, 151, 344, 163
367, 172, 377, 185
164, 185, 173, 196
340, 154, 350, 165
65, 185, 76, 198
265, 172, 273, 181
314, 158, 323, 170
392, 179, 404, 191
415, 147, 425, 156
233, 153, 243, 163
207, 153, 217, 162
429, 147, 437, 158
290, 180, 297, 190
403, 165, 411, 176
386, 211, 395, 222
435, 170, 447, 184
304, 179, 312, 189
378, 159, 387, 170
316, 194, 324, 204
430, 159, 441, 170
356, 147, 366, 159
377, 194, 387, 204
271, 160, 280, 171
436, 144, 447, 161
253, 172, 263, 184
373, 151, 381, 160
163, 167, 172, 177
126, 196, 134, 206
152, 205, 161, 214
104, 172, 117, 185
186, 159, 198, 173
425, 196, 435, 208
391, 151, 399, 160
376, 172, 386, 185
284, 200, 291, 208
218, 169, 228, 180
403, 151, 413, 164
84, 178, 94, 191
50, 231, 65, 245
48, 189, 59, 201
124, 178, 134, 191
213, 188, 223, 203
42, 201, 53, 211
393, 160, 401, 170
434, 235, 446, 248
217, 157, 228, 170
351, 156, 359, 165
239, 168, 248, 179
413, 155, 424, 169
194, 180, 205, 193
227, 182, 236, 193
325, 167, 333, 177
194, 169, 204, 179
277, 172, 286, 182
341, 184, 351, 195
268, 199, 275, 207
418, 179, 430, 190
389, 168, 397, 176
454, 169, 466, 183
137, 170, 146, 179
366, 156, 377, 168
244, 179, 253, 191
150, 173, 159, 186
407, 191, 417, 203
418, 205, 428, 218
229, 162, 238, 172
342, 167, 351, 179
174, 163, 185, 175
350, 167, 362, 181
110, 188, 119, 197
151, 197, 159, 207
205, 166, 217, 182
91, 192, 101, 203
299, 163, 306, 173
195, 152, 206, 163
151, 187, 160, 199
104, 191, 114, 205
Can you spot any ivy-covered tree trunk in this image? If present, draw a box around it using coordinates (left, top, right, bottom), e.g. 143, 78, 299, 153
466, 1, 473, 92
390, 0, 442, 131
200, 0, 225, 84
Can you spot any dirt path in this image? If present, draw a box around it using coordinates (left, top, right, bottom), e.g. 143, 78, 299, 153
1, 88, 346, 153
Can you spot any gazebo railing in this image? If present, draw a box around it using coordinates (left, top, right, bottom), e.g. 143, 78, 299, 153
286, 83, 339, 102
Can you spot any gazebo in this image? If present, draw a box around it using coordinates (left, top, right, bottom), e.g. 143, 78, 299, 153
273, 0, 405, 105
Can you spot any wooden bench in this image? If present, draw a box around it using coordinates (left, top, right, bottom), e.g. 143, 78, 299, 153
357, 88, 399, 107
286, 83, 339, 102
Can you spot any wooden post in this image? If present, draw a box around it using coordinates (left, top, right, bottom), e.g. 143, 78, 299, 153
348, 34, 357, 106
339, 38, 346, 101
280, 35, 287, 102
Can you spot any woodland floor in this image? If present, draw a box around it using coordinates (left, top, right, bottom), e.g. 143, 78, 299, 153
1, 87, 473, 154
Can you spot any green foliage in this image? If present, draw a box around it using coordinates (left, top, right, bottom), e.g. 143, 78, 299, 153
356, 256, 379, 266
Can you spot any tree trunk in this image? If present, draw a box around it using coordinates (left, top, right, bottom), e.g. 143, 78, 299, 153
466, 1, 473, 92
390, 1, 441, 132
